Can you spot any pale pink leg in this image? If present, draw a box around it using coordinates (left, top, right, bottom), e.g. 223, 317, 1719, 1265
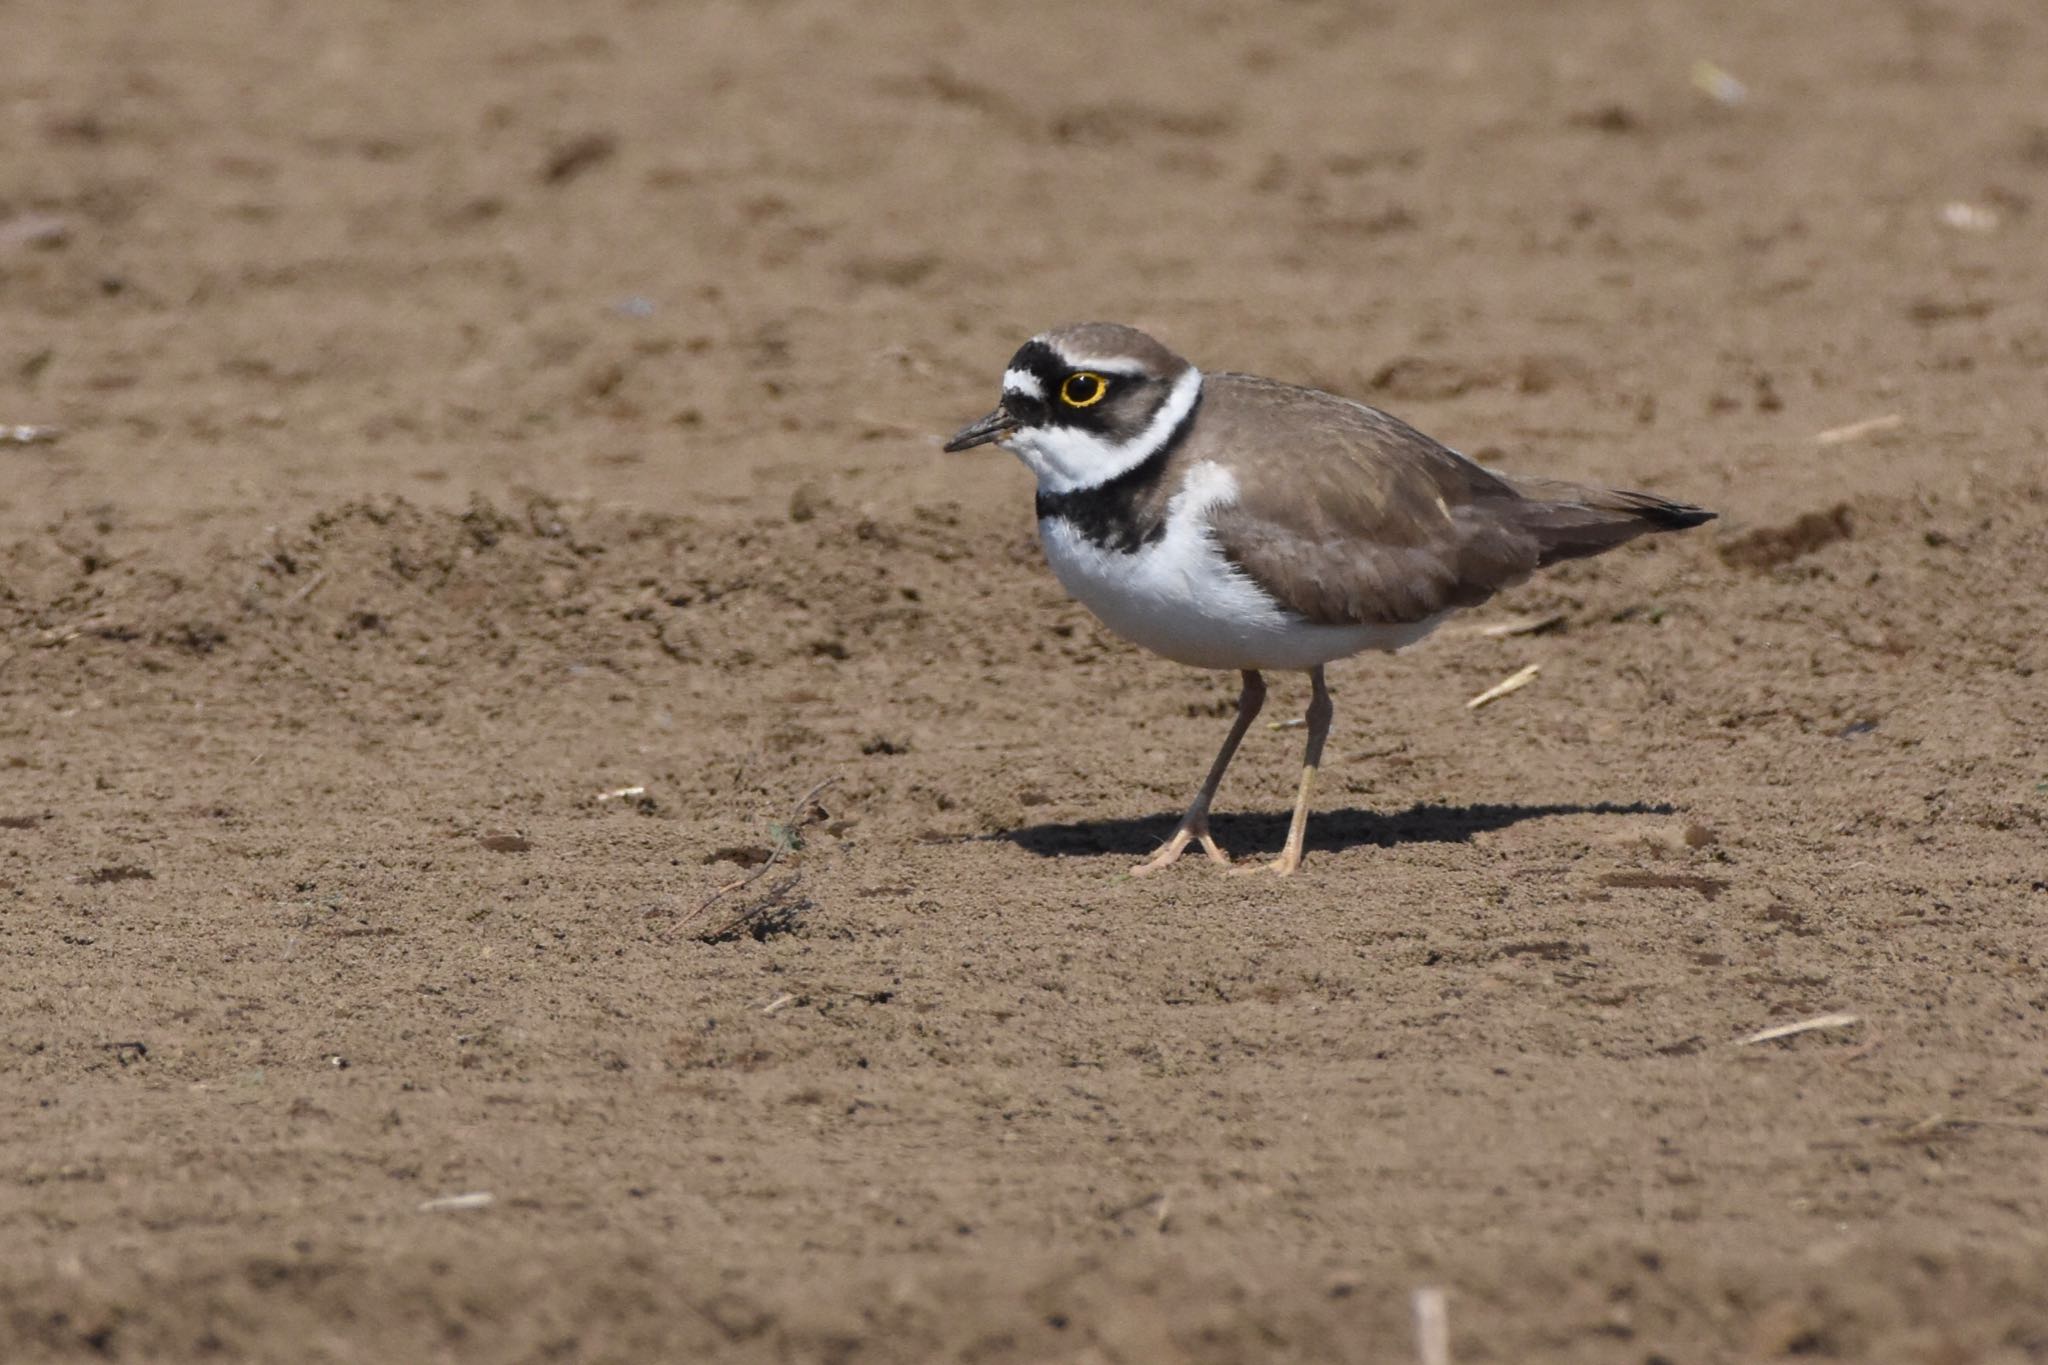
1233, 665, 1332, 877
1132, 670, 1265, 876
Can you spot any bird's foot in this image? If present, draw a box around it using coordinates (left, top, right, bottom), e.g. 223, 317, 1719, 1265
1131, 821, 1232, 876
1226, 846, 1306, 878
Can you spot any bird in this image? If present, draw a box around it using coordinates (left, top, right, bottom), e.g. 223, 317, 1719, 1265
943, 323, 1715, 877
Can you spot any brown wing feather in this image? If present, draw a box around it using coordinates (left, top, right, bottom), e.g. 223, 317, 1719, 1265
1200, 375, 1713, 627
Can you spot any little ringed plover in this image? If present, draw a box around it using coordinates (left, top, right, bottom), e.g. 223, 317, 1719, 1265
945, 322, 1715, 876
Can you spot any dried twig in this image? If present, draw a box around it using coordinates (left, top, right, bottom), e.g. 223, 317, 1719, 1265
1735, 1012, 1860, 1046
1893, 1114, 2048, 1139
1815, 414, 1902, 446
681, 776, 838, 927
1938, 202, 1999, 233
2, 424, 63, 445
1482, 612, 1564, 638
34, 616, 108, 648
418, 1192, 495, 1213
285, 569, 330, 606
699, 873, 810, 943
1690, 60, 1748, 106
1413, 1286, 1450, 1365
1466, 663, 1540, 710
1102, 1191, 1166, 1225
0, 215, 70, 251
1450, 611, 1565, 639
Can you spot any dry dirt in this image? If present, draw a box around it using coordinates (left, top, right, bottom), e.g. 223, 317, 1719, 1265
4, 1, 2047, 1362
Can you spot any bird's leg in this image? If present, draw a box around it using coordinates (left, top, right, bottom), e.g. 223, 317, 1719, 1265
1237, 665, 1332, 877
1132, 670, 1265, 876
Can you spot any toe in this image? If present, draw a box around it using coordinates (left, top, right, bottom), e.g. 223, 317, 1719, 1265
1225, 855, 1302, 878
1131, 840, 1189, 877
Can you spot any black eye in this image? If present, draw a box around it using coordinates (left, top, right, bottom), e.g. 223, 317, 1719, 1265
1059, 372, 1109, 408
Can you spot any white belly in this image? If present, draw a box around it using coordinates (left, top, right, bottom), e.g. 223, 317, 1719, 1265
1037, 463, 1446, 671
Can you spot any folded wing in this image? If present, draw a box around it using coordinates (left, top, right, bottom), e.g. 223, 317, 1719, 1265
1202, 375, 1714, 627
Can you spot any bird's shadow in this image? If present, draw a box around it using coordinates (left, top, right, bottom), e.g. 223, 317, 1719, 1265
999, 800, 1675, 860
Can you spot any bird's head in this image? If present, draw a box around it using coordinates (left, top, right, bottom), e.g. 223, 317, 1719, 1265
944, 323, 1204, 493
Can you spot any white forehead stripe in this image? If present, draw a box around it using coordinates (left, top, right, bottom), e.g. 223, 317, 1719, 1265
1040, 336, 1153, 378
1062, 360, 1151, 377
1001, 368, 1044, 399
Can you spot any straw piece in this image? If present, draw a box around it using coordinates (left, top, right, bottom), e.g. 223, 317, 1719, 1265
1736, 1012, 1860, 1046
1815, 414, 1902, 446
1466, 663, 1540, 710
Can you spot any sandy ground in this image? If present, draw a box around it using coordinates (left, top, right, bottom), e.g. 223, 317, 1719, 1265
4, 1, 2047, 1361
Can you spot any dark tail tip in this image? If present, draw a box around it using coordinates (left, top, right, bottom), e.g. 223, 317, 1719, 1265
1646, 502, 1717, 531
1624, 493, 1717, 532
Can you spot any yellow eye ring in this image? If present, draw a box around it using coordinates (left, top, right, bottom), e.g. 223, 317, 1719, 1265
1060, 371, 1109, 408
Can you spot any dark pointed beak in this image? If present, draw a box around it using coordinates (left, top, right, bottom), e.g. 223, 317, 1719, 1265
942, 407, 1019, 452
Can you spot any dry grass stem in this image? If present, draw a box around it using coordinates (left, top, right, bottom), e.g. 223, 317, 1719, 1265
1690, 59, 1748, 105
1466, 663, 1541, 710
34, 616, 111, 648
285, 569, 330, 606
1413, 1286, 1450, 1365
1736, 1012, 1860, 1046
1452, 612, 1566, 639
1939, 202, 2000, 232
1895, 1114, 2048, 1139
418, 1192, 495, 1213
1481, 612, 1565, 638
1103, 1192, 1165, 1224
699, 873, 811, 943
1815, 414, 1903, 446
682, 776, 839, 926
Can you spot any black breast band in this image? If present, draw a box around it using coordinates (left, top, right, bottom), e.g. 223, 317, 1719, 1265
1034, 388, 1204, 554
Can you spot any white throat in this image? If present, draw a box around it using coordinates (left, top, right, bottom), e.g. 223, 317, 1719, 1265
1003, 366, 1203, 495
